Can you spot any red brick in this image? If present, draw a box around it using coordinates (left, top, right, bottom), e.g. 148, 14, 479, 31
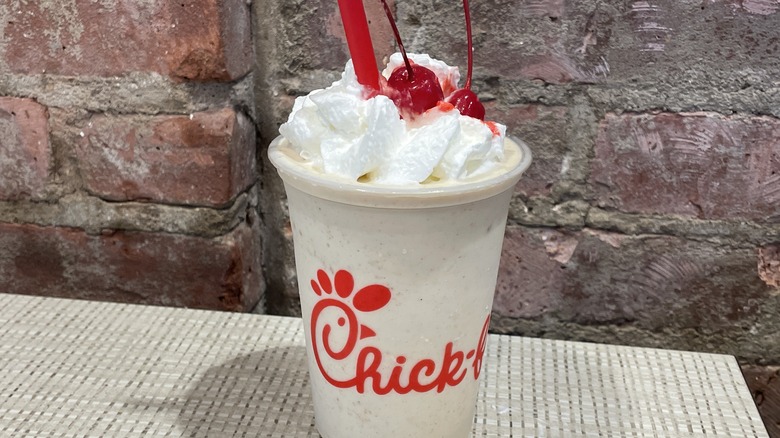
494, 226, 774, 332
486, 104, 569, 197
2, 0, 252, 80
0, 222, 262, 312
590, 112, 780, 221
741, 365, 780, 437
759, 244, 780, 288
76, 108, 255, 207
0, 98, 50, 201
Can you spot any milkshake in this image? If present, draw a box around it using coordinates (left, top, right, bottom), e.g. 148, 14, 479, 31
270, 136, 528, 438
268, 2, 531, 436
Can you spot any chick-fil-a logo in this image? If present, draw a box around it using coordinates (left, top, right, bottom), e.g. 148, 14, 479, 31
309, 268, 489, 395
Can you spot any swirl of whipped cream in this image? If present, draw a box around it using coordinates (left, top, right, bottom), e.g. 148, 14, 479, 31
279, 53, 506, 185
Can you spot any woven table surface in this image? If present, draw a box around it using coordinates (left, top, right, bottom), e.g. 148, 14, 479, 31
0, 293, 768, 438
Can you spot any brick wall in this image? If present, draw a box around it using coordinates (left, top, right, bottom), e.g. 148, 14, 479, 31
0, 0, 262, 312
1, 0, 778, 433
252, 0, 779, 432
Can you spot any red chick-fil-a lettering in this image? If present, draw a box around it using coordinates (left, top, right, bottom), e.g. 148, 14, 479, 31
309, 268, 490, 395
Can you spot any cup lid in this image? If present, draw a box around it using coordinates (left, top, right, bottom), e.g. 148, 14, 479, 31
268, 136, 532, 209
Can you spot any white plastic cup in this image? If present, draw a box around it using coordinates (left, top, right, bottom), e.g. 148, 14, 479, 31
269, 136, 531, 438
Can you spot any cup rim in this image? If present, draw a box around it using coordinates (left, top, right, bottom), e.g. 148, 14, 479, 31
268, 136, 532, 201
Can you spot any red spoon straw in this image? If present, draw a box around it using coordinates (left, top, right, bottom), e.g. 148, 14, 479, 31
337, 0, 380, 90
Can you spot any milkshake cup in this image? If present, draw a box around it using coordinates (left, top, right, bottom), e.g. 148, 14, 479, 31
268, 135, 531, 438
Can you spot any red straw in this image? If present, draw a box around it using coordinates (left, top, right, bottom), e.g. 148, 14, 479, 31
336, 0, 380, 90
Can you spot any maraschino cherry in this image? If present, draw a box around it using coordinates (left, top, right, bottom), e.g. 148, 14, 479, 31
447, 0, 485, 120
379, 0, 444, 118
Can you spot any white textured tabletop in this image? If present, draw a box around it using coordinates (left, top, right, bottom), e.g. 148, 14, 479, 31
0, 293, 768, 437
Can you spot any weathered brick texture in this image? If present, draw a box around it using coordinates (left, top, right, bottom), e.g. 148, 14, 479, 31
1, 0, 252, 81
0, 0, 261, 312
399, 0, 780, 87
0, 98, 50, 201
75, 108, 256, 207
591, 112, 780, 222
0, 222, 262, 312
493, 226, 780, 361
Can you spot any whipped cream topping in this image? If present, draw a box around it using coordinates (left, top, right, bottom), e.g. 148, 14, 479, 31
279, 53, 506, 185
